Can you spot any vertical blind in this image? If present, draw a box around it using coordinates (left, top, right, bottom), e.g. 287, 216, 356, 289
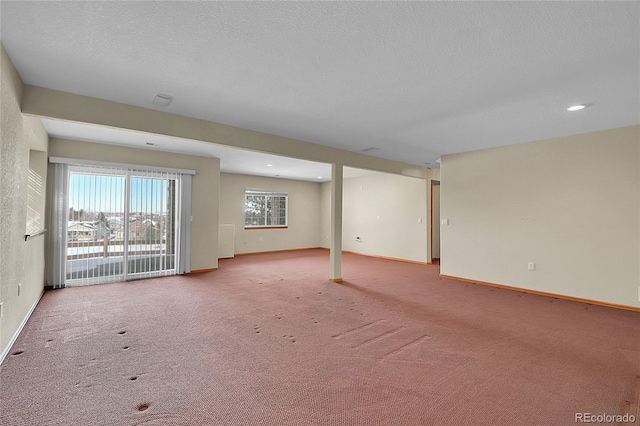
48, 158, 194, 288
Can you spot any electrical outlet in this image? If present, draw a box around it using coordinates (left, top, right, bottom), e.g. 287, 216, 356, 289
528, 262, 535, 271
0, 302, 3, 318
17, 283, 22, 296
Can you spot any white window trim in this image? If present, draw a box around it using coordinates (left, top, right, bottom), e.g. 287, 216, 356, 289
244, 189, 288, 229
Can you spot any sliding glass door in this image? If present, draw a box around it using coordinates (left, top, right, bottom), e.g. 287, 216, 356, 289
64, 164, 180, 286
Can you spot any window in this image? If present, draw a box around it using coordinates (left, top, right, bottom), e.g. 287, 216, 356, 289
245, 190, 288, 228
49, 158, 194, 288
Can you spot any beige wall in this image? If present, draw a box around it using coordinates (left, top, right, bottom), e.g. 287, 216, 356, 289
441, 126, 640, 308
47, 138, 220, 272
320, 181, 332, 248
432, 183, 441, 259
339, 170, 429, 263
1, 44, 49, 357
22, 85, 434, 181
321, 169, 440, 263
219, 173, 321, 254
27, 150, 48, 235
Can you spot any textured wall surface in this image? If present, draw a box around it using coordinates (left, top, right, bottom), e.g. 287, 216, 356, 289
441, 125, 640, 307
47, 138, 220, 272
341, 171, 428, 263
219, 173, 321, 254
321, 169, 439, 262
1, 44, 49, 356
431, 184, 441, 259
3, 2, 638, 167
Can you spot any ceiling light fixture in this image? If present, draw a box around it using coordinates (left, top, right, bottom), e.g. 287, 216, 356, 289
317, 176, 323, 179
152, 93, 173, 107
266, 164, 273, 167
567, 104, 586, 111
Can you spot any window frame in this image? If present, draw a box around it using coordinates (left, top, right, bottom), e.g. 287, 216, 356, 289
244, 190, 288, 229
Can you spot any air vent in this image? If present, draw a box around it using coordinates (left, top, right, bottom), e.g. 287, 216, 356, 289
362, 147, 379, 153
152, 93, 173, 107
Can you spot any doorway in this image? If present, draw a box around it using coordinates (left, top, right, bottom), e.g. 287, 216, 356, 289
64, 164, 180, 286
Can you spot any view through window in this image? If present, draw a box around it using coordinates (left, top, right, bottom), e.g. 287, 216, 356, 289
244, 190, 288, 228
65, 164, 180, 285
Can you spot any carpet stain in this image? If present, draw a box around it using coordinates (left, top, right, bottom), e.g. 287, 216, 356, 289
1, 250, 637, 425
281, 334, 296, 343
619, 376, 640, 422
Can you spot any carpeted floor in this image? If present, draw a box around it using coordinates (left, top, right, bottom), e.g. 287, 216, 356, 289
1, 249, 639, 425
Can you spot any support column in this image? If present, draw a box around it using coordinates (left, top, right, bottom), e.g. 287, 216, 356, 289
329, 163, 343, 282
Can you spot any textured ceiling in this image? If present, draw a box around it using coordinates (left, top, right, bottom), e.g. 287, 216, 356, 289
1, 1, 639, 172
41, 118, 334, 182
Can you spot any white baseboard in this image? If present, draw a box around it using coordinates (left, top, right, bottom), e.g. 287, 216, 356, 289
0, 290, 44, 365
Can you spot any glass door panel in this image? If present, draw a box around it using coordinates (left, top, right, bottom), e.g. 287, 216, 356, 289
126, 173, 178, 278
66, 167, 126, 285
64, 165, 179, 286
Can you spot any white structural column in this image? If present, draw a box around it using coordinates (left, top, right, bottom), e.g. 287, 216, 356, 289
330, 163, 343, 282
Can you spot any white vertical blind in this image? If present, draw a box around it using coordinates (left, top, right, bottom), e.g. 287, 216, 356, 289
178, 174, 192, 274
49, 159, 194, 287
50, 163, 68, 289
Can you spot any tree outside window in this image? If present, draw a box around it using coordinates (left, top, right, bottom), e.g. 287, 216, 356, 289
245, 191, 287, 227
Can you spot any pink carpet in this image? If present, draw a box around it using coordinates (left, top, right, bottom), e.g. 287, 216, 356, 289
1, 249, 639, 425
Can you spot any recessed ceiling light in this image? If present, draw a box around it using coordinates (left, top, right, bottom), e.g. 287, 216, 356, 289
266, 164, 273, 167
567, 104, 586, 111
317, 176, 323, 179
152, 93, 173, 107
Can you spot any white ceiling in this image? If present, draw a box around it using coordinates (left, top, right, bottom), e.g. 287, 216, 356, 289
1, 1, 639, 178
41, 118, 334, 182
